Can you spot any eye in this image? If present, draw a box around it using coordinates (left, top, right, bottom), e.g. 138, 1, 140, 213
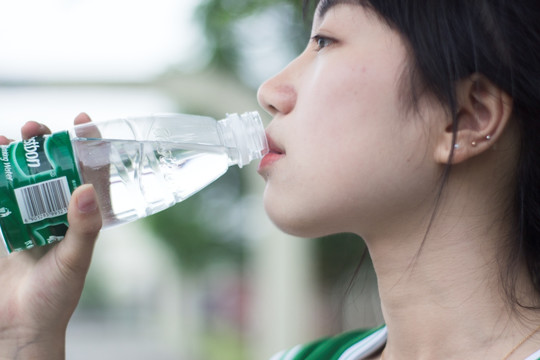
312, 35, 335, 51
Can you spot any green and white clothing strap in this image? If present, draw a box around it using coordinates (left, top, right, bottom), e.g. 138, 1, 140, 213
269, 325, 387, 360
269, 325, 540, 360
527, 350, 540, 360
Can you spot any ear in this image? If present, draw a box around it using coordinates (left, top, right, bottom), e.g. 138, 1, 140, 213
434, 74, 513, 164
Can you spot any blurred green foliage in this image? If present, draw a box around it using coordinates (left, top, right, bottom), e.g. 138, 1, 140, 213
196, 0, 310, 73
314, 233, 369, 291
145, 167, 247, 273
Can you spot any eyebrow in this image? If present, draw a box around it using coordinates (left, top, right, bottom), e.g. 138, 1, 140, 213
317, 0, 362, 19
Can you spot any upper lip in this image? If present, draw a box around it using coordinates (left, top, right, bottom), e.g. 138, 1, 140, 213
266, 133, 285, 155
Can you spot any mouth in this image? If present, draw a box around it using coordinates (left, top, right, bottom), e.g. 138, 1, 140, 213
257, 134, 284, 173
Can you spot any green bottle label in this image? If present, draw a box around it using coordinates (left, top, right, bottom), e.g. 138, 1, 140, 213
0, 131, 82, 253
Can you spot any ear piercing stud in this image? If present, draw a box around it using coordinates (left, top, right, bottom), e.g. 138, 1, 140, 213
454, 135, 492, 150
471, 135, 491, 147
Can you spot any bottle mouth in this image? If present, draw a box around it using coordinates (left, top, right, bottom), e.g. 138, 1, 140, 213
239, 111, 269, 161
222, 111, 268, 168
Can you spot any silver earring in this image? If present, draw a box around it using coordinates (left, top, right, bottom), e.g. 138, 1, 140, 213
486, 135, 492, 141
454, 143, 461, 149
471, 141, 477, 147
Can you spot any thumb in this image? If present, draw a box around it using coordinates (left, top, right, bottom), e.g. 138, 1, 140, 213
56, 184, 102, 278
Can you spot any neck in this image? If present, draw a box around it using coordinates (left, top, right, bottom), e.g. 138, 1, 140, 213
364, 168, 539, 359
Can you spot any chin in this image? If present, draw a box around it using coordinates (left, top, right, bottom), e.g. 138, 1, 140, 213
262, 187, 349, 238
264, 204, 338, 239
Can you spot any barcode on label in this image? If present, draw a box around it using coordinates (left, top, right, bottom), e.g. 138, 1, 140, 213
14, 177, 72, 224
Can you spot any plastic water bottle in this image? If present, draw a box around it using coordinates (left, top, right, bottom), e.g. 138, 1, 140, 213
0, 111, 268, 255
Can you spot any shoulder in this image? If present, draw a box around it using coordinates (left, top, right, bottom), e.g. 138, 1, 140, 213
270, 325, 387, 360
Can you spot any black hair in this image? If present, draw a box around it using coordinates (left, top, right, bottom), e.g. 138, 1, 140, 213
304, 0, 540, 308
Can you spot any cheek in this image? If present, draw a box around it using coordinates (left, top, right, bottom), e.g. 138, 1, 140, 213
262, 131, 409, 238
301, 64, 404, 165
263, 115, 436, 238
311, 56, 402, 126
262, 49, 437, 237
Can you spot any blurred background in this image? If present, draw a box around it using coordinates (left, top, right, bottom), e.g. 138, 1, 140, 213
0, 0, 382, 359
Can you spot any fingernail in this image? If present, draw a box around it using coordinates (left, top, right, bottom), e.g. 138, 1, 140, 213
38, 123, 48, 132
77, 185, 98, 213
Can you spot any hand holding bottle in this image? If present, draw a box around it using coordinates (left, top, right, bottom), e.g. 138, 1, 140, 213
0, 113, 102, 359
0, 111, 267, 254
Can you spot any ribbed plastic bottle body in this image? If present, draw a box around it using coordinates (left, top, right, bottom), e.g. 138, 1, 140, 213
71, 112, 267, 228
0, 112, 267, 255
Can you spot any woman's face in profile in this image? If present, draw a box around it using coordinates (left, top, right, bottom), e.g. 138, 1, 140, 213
257, 3, 446, 239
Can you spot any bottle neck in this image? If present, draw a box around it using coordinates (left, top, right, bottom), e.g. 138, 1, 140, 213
217, 112, 268, 168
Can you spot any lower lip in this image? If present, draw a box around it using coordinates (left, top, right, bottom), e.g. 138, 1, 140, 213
258, 152, 283, 172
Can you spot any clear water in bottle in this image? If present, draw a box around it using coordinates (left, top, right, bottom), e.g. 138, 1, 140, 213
72, 138, 231, 228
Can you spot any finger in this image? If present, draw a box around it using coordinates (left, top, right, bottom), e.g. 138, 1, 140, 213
73, 112, 100, 138
74, 112, 92, 126
21, 121, 51, 140
56, 184, 102, 279
0, 135, 14, 145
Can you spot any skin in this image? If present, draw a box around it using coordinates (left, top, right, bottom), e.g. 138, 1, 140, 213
258, 3, 540, 360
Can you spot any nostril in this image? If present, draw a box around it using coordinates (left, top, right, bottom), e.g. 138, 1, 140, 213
258, 72, 297, 116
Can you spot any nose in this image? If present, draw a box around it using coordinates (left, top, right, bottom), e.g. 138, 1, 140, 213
257, 62, 298, 117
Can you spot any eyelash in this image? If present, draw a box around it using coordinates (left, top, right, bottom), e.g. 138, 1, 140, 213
311, 35, 335, 51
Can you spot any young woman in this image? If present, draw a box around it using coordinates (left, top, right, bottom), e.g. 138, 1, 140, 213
257, 0, 540, 359
1, 0, 540, 359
